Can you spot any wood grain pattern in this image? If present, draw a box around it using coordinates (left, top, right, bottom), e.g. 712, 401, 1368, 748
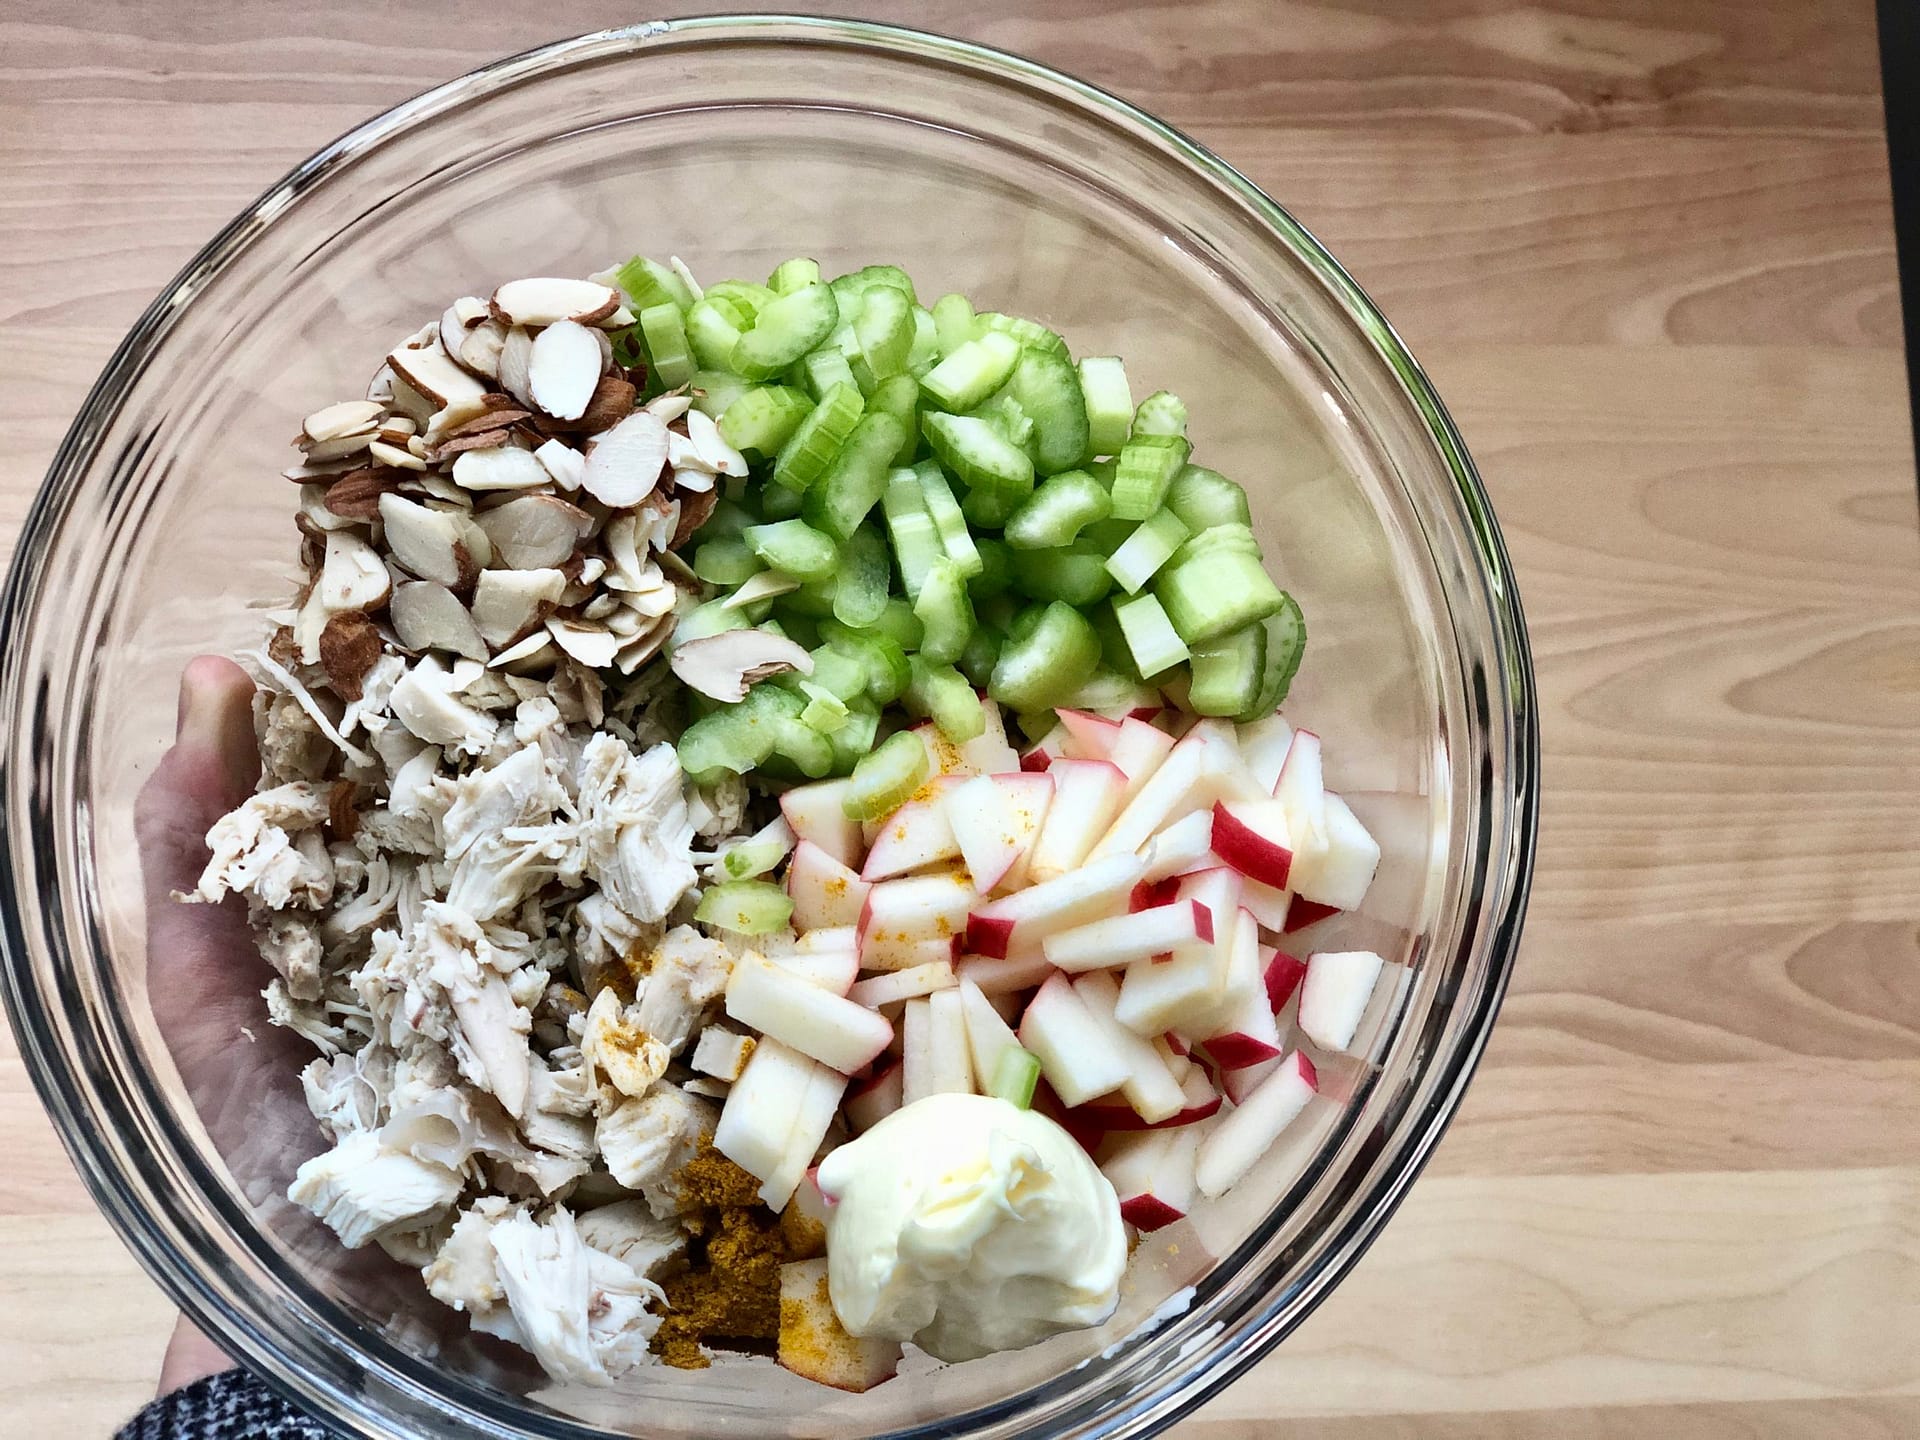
0, 1, 1914, 1436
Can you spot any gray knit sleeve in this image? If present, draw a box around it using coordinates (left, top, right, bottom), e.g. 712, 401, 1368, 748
115, 1369, 335, 1439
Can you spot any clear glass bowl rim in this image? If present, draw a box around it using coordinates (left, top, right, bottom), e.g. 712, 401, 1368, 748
0, 14, 1540, 1440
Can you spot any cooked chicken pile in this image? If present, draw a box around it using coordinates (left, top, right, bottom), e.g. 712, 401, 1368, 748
182, 272, 770, 1384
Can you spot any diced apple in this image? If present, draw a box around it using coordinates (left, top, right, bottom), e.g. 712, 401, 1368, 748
1153, 1033, 1192, 1083
1221, 1051, 1280, 1104
954, 951, 1055, 994
1283, 895, 1342, 933
1072, 971, 1188, 1122
1205, 905, 1266, 1035
780, 779, 865, 870
1175, 866, 1244, 941
1202, 973, 1284, 1071
714, 1037, 816, 1183
956, 695, 1021, 775
1130, 877, 1179, 913
1211, 798, 1296, 890
1018, 972, 1132, 1107
1273, 729, 1326, 837
857, 871, 976, 969
1027, 759, 1128, 883
957, 978, 1022, 1090
1019, 725, 1070, 773
902, 993, 972, 1103
1042, 900, 1212, 973
1289, 792, 1380, 911
943, 772, 1053, 893
1101, 1125, 1202, 1232
1114, 939, 1225, 1038
846, 1060, 903, 1133
770, 945, 859, 995
1264, 949, 1308, 1009
1195, 1050, 1318, 1197
913, 721, 980, 778
786, 840, 871, 932
794, 925, 856, 954
726, 951, 894, 1074
1237, 875, 1292, 930
1238, 711, 1295, 792
780, 1168, 832, 1260
966, 850, 1146, 957
759, 1060, 848, 1209
860, 797, 962, 881
778, 1258, 902, 1392
1134, 811, 1213, 887
1076, 1065, 1220, 1131
1056, 708, 1122, 760
691, 1026, 756, 1082
1297, 949, 1386, 1053
848, 959, 958, 1008
1108, 717, 1177, 804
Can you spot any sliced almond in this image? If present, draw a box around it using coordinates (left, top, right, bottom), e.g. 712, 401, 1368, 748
670, 487, 717, 549
666, 429, 714, 475
283, 457, 357, 484
452, 445, 551, 492
367, 365, 397, 404
406, 472, 473, 508
527, 319, 604, 422
490, 277, 620, 328
600, 305, 636, 330
488, 630, 558, 670
473, 494, 592, 570
458, 517, 493, 572
670, 629, 814, 703
533, 438, 585, 491
721, 569, 802, 610
603, 602, 649, 638
669, 465, 717, 495
303, 399, 385, 445
407, 434, 432, 459
438, 297, 488, 357
669, 256, 704, 301
386, 372, 436, 427
685, 408, 749, 477
645, 392, 693, 424
432, 428, 514, 460
298, 483, 358, 533
457, 319, 508, 379
323, 467, 400, 520
378, 493, 467, 586
300, 429, 376, 463
318, 529, 391, 611
369, 438, 428, 471
388, 341, 487, 410
471, 567, 566, 647
497, 326, 536, 408
575, 374, 636, 435
580, 409, 667, 508
390, 581, 488, 661
545, 617, 621, 669
319, 611, 383, 700
377, 415, 418, 443
576, 556, 607, 585
423, 393, 494, 445
615, 616, 674, 674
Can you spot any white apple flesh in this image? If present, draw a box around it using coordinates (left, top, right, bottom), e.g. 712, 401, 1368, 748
1026, 759, 1128, 883
779, 779, 866, 869
1018, 972, 1133, 1107
942, 772, 1052, 893
726, 951, 894, 1074
786, 840, 871, 932
1195, 1049, 1318, 1198
1041, 900, 1213, 973
1297, 949, 1386, 1053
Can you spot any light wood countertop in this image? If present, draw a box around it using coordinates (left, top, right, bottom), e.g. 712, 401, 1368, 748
2, 2, 1915, 1434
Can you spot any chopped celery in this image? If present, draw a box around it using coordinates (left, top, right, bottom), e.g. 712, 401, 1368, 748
689, 369, 753, 419
1003, 469, 1111, 549
1063, 669, 1160, 714
675, 683, 797, 777
805, 644, 871, 704
1166, 464, 1252, 531
1110, 436, 1190, 521
1155, 545, 1286, 645
805, 412, 910, 540
1170, 522, 1262, 563
1187, 624, 1266, 716
1105, 508, 1191, 592
832, 527, 891, 628
910, 460, 983, 577
638, 303, 694, 388
799, 345, 857, 400
957, 623, 1003, 690
1008, 541, 1114, 607
867, 597, 925, 652
913, 559, 975, 665
705, 280, 776, 321
988, 601, 1101, 712
828, 702, 882, 775
718, 826, 792, 881
614, 255, 695, 313
841, 730, 932, 821
1078, 356, 1134, 458
881, 470, 944, 599
906, 655, 986, 743
920, 331, 1021, 413
931, 292, 978, 356
695, 880, 794, 935
864, 372, 922, 464
731, 282, 841, 380
769, 257, 822, 295
975, 311, 1068, 357
771, 715, 835, 777
834, 264, 919, 306
969, 537, 1014, 599
923, 412, 1034, 519
719, 385, 814, 458
772, 381, 865, 492
1090, 601, 1140, 679
1236, 591, 1306, 720
1005, 345, 1090, 475
907, 307, 941, 375
989, 1046, 1042, 1109
1114, 593, 1190, 678
744, 518, 837, 581
798, 680, 850, 733
692, 536, 762, 587
757, 481, 804, 521
1131, 390, 1189, 443
821, 623, 912, 704
855, 285, 914, 382
696, 494, 757, 542
969, 391, 1033, 450
686, 296, 745, 370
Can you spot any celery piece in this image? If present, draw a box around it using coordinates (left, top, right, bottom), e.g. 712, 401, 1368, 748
969, 391, 1033, 450
832, 526, 891, 629
833, 264, 919, 306
772, 381, 865, 492
771, 715, 835, 777
1166, 464, 1252, 531
864, 372, 922, 464
969, 537, 1013, 600
931, 292, 979, 357
1169, 521, 1262, 565
745, 518, 837, 582
1005, 345, 1090, 475
757, 481, 804, 522
613, 256, 695, 313
827, 701, 882, 776
731, 282, 841, 381
689, 369, 753, 420
923, 412, 1035, 511
976, 311, 1068, 357
798, 680, 850, 734
919, 331, 1022, 413
841, 730, 932, 821
854, 284, 914, 382
1131, 389, 1189, 443
821, 623, 913, 704
1009, 541, 1115, 608
1114, 593, 1190, 678
1235, 591, 1306, 720
908, 307, 941, 375
907, 655, 987, 743
769, 257, 822, 295
799, 345, 858, 400
868, 597, 925, 652
957, 623, 1004, 690
719, 385, 814, 458
1187, 624, 1267, 717
638, 303, 694, 389
804, 412, 910, 541
881, 469, 943, 600
695, 880, 794, 935
1078, 356, 1135, 458
686, 297, 746, 372
911, 460, 984, 577
805, 644, 872, 704
1063, 669, 1161, 715
1003, 469, 1112, 550
1105, 508, 1192, 593
693, 536, 762, 587
1110, 437, 1190, 522
674, 683, 796, 777
1156, 547, 1286, 646
988, 601, 1102, 713
705, 280, 776, 322
697, 495, 757, 543
913, 559, 975, 666
989, 1046, 1042, 1109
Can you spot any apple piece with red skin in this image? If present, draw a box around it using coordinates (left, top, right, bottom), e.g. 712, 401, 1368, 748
778, 1257, 902, 1393
1174, 866, 1243, 945
954, 951, 1055, 994
1289, 792, 1381, 911
1100, 1125, 1202, 1233
1056, 708, 1123, 760
1074, 1064, 1221, 1132
1195, 1049, 1318, 1197
1220, 1052, 1280, 1105
942, 772, 1052, 893
1108, 716, 1177, 804
1210, 798, 1296, 890
779, 778, 866, 870
726, 951, 894, 1075
857, 871, 976, 969
1237, 874, 1292, 931
847, 959, 958, 1008
860, 796, 962, 881
845, 1059, 903, 1133
1136, 809, 1217, 884
1071, 970, 1189, 1122
956, 694, 1021, 775
1019, 725, 1070, 773
1042, 900, 1212, 973
786, 840, 871, 932
1087, 721, 1261, 862
1298, 948, 1387, 1053
1027, 759, 1128, 883
1283, 895, 1342, 933
1017, 972, 1133, 1107
1264, 949, 1309, 1009
965, 850, 1146, 958
956, 977, 1024, 1092
1273, 729, 1327, 835
1130, 876, 1181, 913
1237, 711, 1295, 792
1202, 975, 1284, 1070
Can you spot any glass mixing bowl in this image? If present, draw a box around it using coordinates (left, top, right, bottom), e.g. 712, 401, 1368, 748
0, 16, 1537, 1440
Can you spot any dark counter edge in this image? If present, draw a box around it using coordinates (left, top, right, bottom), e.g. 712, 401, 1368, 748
1877, 0, 1920, 497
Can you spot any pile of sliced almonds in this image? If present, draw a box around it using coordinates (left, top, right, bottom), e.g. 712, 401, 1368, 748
279, 275, 768, 700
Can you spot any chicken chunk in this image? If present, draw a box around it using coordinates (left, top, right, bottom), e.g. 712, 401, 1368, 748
596, 1083, 714, 1195
288, 1130, 463, 1249
633, 926, 733, 1056
487, 1208, 664, 1384
185, 783, 331, 908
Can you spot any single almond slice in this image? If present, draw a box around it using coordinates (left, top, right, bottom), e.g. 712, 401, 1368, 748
432, 428, 514, 460
378, 493, 468, 586
303, 399, 385, 445
473, 493, 592, 569
488, 628, 558, 669
452, 445, 552, 492
369, 438, 427, 471
438, 297, 489, 357
490, 277, 620, 328
471, 567, 567, 647
323, 467, 399, 520
533, 438, 585, 491
377, 414, 418, 443
645, 392, 693, 424
497, 326, 536, 408
527, 319, 604, 421
319, 611, 383, 699
366, 365, 397, 404
670, 629, 814, 703
545, 617, 621, 669
390, 581, 489, 660
667, 429, 716, 475
581, 410, 667, 508
318, 529, 391, 612
685, 408, 749, 477
670, 465, 717, 494
283, 458, 357, 484
406, 434, 431, 459
423, 393, 495, 445
615, 615, 674, 674
300, 429, 376, 463
297, 483, 357, 533
388, 341, 487, 410
456, 319, 508, 379
576, 375, 637, 434
600, 305, 636, 330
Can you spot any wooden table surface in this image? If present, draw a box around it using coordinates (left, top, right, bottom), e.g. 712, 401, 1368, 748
4, 1, 1917, 1434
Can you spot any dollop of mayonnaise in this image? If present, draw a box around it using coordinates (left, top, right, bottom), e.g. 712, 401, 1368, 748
814, 1092, 1126, 1363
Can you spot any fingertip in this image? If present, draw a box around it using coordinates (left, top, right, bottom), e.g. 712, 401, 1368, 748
176, 655, 255, 737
